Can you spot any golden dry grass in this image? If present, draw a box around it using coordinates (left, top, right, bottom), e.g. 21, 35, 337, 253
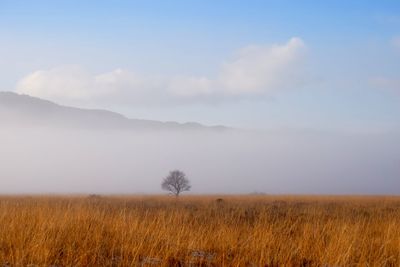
0, 195, 399, 266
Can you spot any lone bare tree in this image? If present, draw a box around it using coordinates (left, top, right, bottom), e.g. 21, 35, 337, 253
161, 170, 191, 196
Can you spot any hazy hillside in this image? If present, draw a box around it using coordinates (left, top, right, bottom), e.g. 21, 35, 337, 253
0, 92, 226, 131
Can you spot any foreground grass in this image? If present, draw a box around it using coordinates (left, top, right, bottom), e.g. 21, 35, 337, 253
0, 195, 399, 266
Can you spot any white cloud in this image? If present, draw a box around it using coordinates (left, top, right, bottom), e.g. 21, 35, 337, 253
16, 38, 307, 106
167, 76, 214, 97
16, 66, 165, 106
219, 37, 306, 94
16, 66, 93, 100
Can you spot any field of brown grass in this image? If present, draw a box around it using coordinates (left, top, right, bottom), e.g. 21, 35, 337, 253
0, 195, 399, 266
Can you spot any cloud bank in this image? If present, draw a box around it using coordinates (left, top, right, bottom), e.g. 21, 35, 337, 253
1, 126, 399, 194
16, 38, 306, 106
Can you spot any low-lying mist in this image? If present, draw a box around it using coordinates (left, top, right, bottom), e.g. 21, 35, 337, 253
1, 125, 399, 194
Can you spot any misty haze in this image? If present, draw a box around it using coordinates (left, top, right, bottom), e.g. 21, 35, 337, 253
1, 92, 399, 194
1, 1, 400, 266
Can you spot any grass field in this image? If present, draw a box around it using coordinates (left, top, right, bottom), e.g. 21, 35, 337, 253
0, 195, 399, 266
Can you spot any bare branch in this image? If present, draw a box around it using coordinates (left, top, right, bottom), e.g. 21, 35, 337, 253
161, 170, 191, 196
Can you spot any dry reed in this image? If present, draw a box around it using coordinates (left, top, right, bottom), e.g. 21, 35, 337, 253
0, 195, 399, 266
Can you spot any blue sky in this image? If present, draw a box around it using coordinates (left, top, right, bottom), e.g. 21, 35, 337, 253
1, 0, 400, 131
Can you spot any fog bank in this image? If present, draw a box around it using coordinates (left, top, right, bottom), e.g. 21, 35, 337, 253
1, 126, 399, 194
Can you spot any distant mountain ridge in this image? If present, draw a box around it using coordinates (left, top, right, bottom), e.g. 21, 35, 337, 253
0, 92, 227, 131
